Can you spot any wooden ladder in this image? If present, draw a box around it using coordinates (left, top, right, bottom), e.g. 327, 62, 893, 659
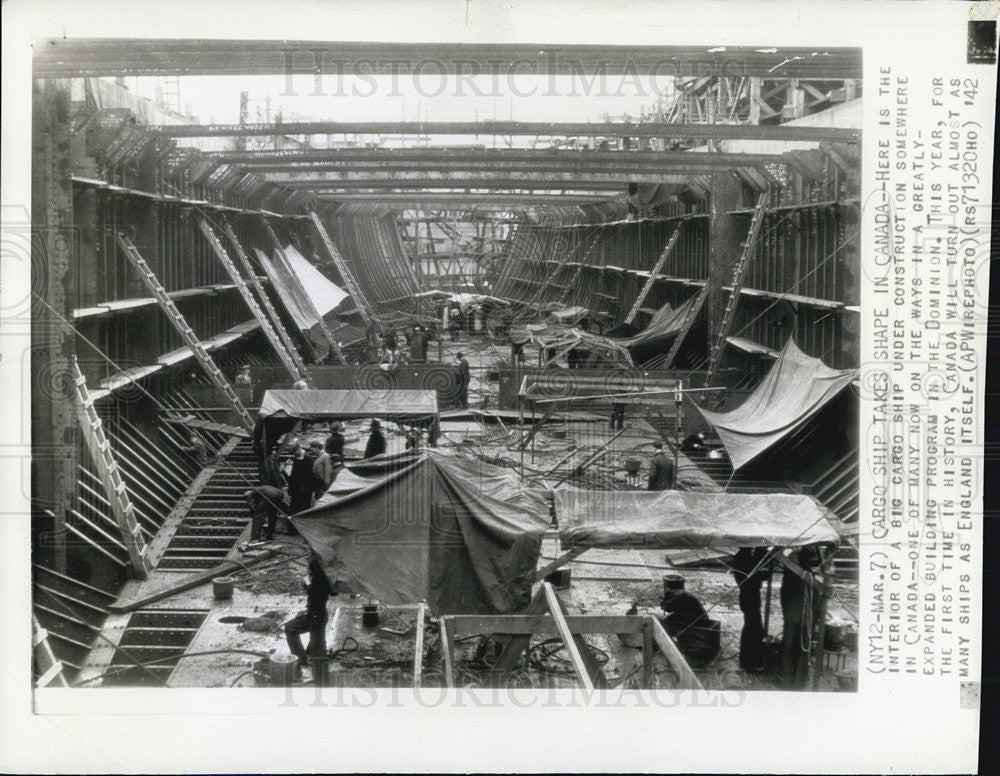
705, 192, 768, 383
72, 357, 152, 579
308, 211, 373, 324
260, 218, 348, 365
624, 223, 683, 325
116, 233, 254, 432
661, 284, 710, 369
198, 218, 307, 383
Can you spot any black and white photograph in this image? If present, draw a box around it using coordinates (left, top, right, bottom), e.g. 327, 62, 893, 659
1, 1, 990, 773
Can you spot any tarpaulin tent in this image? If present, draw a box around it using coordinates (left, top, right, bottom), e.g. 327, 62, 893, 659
291, 451, 550, 614
253, 245, 348, 332
317, 449, 549, 514
254, 389, 438, 453
553, 487, 841, 550
695, 338, 857, 470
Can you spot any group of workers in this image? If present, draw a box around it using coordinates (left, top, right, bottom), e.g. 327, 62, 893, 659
246, 418, 394, 543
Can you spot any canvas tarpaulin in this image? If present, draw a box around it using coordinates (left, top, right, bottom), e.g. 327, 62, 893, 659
291, 452, 550, 614
695, 338, 857, 470
259, 389, 438, 421
607, 295, 700, 347
317, 450, 549, 514
253, 245, 348, 332
554, 487, 841, 550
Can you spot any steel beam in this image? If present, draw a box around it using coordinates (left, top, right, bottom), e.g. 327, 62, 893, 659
320, 193, 616, 205
186, 147, 784, 166
34, 39, 863, 79
151, 120, 859, 143
273, 176, 653, 189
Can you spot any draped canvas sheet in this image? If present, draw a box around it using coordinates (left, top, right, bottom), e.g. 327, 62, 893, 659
253, 245, 348, 332
318, 450, 549, 515
554, 487, 841, 550
696, 338, 858, 470
607, 295, 700, 347
291, 453, 550, 614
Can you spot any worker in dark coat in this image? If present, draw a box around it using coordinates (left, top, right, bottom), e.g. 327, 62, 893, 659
409, 325, 427, 363
730, 547, 770, 672
780, 545, 822, 688
363, 419, 386, 458
609, 402, 626, 430
647, 441, 675, 490
287, 442, 319, 513
324, 422, 345, 459
456, 352, 471, 408
285, 555, 334, 668
245, 485, 287, 542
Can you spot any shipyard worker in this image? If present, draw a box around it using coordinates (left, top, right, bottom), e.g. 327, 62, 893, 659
681, 431, 707, 453
177, 433, 211, 467
325, 421, 346, 459
285, 554, 334, 669
363, 419, 387, 459
292, 378, 309, 390
245, 485, 287, 542
780, 545, 823, 688
409, 325, 427, 363
235, 365, 252, 387
647, 441, 674, 491
287, 441, 318, 513
456, 352, 471, 408
311, 441, 336, 498
609, 402, 626, 431
729, 547, 770, 672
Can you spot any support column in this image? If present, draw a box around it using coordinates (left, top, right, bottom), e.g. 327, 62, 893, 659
31, 78, 76, 574
707, 170, 743, 363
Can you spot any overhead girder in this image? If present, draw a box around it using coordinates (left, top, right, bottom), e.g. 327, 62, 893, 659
149, 120, 859, 143
174, 147, 783, 167
34, 39, 863, 79
320, 192, 619, 205
257, 169, 721, 184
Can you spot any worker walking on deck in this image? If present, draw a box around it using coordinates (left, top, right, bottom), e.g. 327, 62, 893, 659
456, 352, 471, 408
647, 441, 675, 490
730, 547, 770, 672
363, 419, 386, 458
285, 555, 334, 669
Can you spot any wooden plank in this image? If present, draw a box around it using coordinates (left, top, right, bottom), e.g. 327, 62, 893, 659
542, 583, 594, 691
449, 613, 645, 638
533, 546, 588, 582
438, 616, 455, 688
649, 616, 703, 690
489, 586, 549, 675
413, 602, 426, 689
642, 618, 654, 688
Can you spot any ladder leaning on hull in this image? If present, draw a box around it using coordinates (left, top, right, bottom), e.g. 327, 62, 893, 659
198, 218, 307, 383
115, 233, 254, 432
705, 192, 768, 384
71, 357, 152, 579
